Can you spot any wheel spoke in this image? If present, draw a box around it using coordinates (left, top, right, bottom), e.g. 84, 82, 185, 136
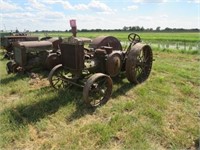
53, 79, 60, 86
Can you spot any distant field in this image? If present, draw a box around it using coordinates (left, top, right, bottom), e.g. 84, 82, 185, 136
32, 31, 200, 53
32, 31, 200, 43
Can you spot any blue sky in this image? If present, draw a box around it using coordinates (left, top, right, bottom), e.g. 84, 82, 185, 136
0, 0, 199, 31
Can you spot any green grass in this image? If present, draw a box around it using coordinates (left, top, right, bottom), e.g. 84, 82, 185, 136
32, 31, 200, 43
0, 39, 200, 149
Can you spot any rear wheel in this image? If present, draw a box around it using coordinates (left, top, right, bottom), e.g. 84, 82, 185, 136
126, 43, 153, 84
90, 36, 122, 50
83, 73, 113, 107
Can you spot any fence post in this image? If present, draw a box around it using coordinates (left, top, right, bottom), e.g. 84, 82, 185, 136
197, 43, 200, 50
184, 41, 186, 50
176, 43, 179, 50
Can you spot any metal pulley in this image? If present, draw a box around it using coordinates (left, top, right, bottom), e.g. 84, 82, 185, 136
106, 51, 123, 77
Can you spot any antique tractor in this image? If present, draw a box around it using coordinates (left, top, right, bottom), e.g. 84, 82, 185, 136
1, 33, 39, 59
6, 37, 62, 73
48, 33, 153, 107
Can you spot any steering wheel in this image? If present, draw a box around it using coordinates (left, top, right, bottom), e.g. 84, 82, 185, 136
128, 33, 141, 43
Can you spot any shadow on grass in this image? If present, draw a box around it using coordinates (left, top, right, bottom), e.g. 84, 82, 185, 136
112, 74, 136, 99
0, 73, 27, 85
0, 70, 49, 85
2, 86, 96, 127
67, 75, 136, 122
3, 87, 74, 123
2, 74, 136, 127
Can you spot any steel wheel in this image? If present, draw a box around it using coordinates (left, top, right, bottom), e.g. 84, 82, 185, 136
48, 64, 73, 90
83, 73, 113, 107
89, 36, 122, 50
126, 43, 153, 84
6, 61, 18, 74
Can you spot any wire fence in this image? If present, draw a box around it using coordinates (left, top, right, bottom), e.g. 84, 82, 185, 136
146, 41, 200, 51
121, 41, 200, 51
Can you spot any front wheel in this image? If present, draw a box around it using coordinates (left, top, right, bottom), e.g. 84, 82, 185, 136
6, 61, 18, 74
83, 73, 113, 107
48, 64, 74, 90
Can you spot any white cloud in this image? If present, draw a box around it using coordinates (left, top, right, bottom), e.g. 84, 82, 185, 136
39, 11, 65, 21
42, 0, 114, 14
42, 0, 74, 9
0, 0, 22, 11
160, 14, 168, 19
28, 0, 48, 10
88, 0, 113, 12
132, 0, 168, 3
74, 4, 88, 10
127, 5, 138, 10
2, 12, 35, 19
187, 0, 200, 3
137, 16, 153, 21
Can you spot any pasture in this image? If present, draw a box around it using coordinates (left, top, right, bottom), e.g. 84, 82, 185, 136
34, 31, 200, 54
0, 32, 199, 149
32, 31, 199, 43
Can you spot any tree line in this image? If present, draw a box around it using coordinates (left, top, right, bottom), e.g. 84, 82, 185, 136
32, 26, 199, 32
78, 26, 199, 32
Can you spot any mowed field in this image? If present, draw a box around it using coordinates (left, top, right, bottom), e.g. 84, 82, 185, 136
0, 32, 200, 149
32, 31, 199, 43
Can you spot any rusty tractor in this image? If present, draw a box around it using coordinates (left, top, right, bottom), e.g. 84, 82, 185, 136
6, 37, 62, 73
48, 31, 153, 107
1, 33, 39, 59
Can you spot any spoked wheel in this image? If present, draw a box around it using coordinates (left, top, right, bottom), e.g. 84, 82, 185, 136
126, 43, 153, 84
48, 64, 73, 90
83, 73, 113, 107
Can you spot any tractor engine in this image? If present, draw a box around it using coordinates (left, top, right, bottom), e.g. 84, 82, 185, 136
85, 46, 123, 77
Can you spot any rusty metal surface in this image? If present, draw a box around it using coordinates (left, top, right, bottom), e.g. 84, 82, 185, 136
14, 46, 26, 67
2, 36, 39, 53
106, 51, 123, 77
125, 43, 153, 84
47, 37, 62, 51
15, 41, 52, 48
74, 37, 92, 43
12, 40, 55, 71
83, 73, 113, 107
4, 36, 38, 41
90, 36, 122, 50
60, 43, 84, 71
45, 53, 61, 70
